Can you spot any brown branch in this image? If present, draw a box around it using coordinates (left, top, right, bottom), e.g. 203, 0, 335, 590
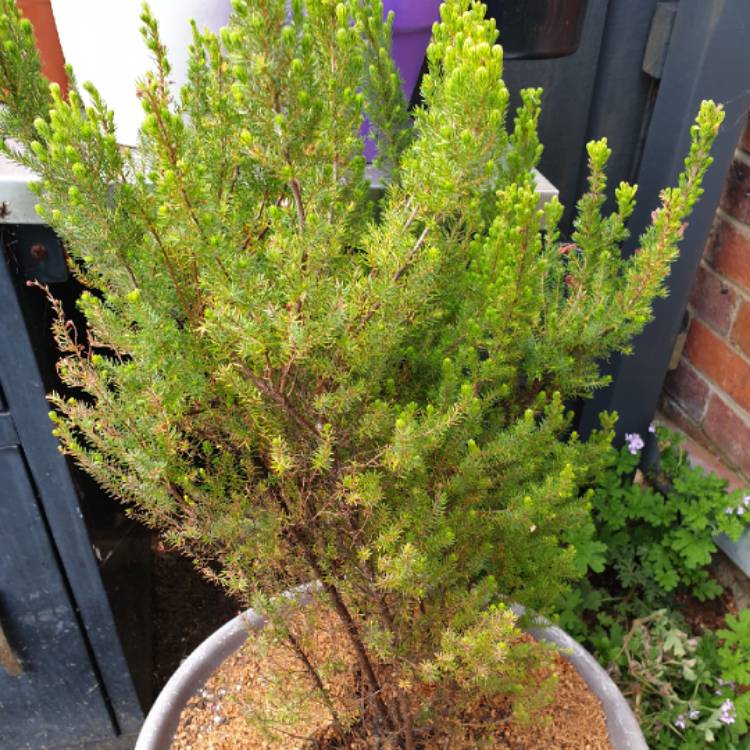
142, 86, 207, 318
361, 224, 430, 328
147, 224, 193, 323
234, 357, 321, 440
353, 529, 417, 750
268, 487, 397, 737
289, 176, 306, 232
306, 555, 397, 736
285, 631, 343, 729
393, 226, 429, 282
214, 255, 231, 281
120, 177, 194, 324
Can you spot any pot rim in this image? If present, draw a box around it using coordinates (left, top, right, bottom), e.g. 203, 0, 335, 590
136, 595, 648, 750
513, 604, 648, 750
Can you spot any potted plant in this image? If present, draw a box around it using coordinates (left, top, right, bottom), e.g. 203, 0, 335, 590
0, 0, 723, 747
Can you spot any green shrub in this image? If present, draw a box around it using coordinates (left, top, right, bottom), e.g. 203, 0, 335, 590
607, 609, 750, 749
558, 428, 750, 748
558, 428, 750, 645
601, 427, 747, 605
0, 0, 723, 745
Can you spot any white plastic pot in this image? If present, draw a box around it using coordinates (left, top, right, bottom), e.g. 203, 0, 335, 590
50, 0, 232, 145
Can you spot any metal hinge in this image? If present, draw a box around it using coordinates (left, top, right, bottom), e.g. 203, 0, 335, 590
0, 413, 20, 448
643, 1, 679, 80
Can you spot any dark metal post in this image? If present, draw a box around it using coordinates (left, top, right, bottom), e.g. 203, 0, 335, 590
578, 0, 750, 445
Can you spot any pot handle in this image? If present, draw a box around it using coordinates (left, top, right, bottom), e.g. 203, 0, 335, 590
0, 618, 23, 677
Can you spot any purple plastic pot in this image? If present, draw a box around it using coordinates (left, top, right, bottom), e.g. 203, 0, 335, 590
362, 0, 442, 161
386, 0, 442, 102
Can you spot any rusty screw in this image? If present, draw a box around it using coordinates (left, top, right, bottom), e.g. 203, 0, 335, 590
30, 243, 48, 261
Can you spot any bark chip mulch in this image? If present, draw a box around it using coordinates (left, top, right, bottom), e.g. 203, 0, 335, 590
171, 611, 613, 750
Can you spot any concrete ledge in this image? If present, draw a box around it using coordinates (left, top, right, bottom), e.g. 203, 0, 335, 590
0, 154, 41, 224
1, 156, 559, 227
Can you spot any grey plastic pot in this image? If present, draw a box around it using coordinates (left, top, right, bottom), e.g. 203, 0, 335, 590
135, 600, 648, 750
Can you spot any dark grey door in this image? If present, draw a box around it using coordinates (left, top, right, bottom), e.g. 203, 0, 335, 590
0, 234, 142, 749
0, 445, 116, 749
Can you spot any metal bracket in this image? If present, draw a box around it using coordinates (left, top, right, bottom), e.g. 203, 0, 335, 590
0, 413, 20, 448
4, 224, 69, 283
643, 2, 679, 79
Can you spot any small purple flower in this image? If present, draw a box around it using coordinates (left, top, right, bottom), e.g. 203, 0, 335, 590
738, 506, 746, 516
674, 714, 686, 730
725, 507, 735, 515
689, 709, 700, 720
648, 422, 656, 434
625, 432, 644, 455
720, 699, 736, 725
743, 494, 750, 508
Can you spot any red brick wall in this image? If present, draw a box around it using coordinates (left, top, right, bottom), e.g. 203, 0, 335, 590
661, 119, 750, 479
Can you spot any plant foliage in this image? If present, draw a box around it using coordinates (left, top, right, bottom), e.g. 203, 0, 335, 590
558, 428, 750, 748
594, 428, 747, 612
606, 609, 750, 749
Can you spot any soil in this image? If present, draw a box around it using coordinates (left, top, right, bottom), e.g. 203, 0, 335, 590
676, 552, 750, 636
676, 586, 736, 635
171, 612, 614, 750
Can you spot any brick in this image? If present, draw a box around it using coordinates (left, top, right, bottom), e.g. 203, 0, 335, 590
731, 301, 750, 359
703, 394, 750, 476
688, 264, 736, 334
663, 358, 709, 422
706, 220, 750, 293
720, 159, 750, 225
659, 394, 695, 431
685, 319, 750, 413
